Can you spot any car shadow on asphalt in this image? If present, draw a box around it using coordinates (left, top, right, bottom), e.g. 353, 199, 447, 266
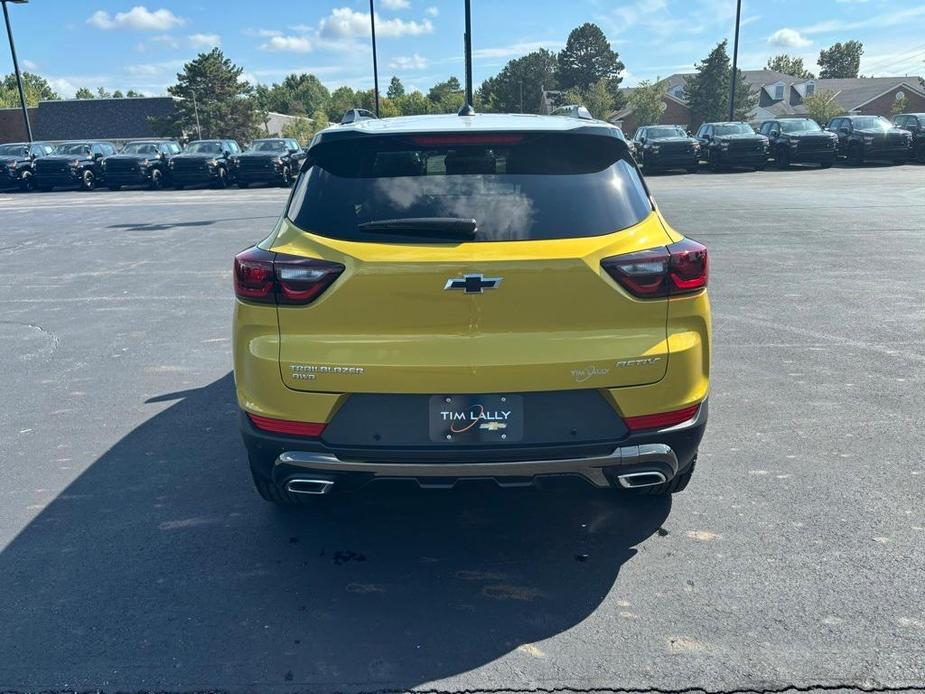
0, 373, 670, 691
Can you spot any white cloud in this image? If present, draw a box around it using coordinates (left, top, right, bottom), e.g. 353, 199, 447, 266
260, 35, 313, 53
381, 0, 410, 9
801, 6, 925, 34
389, 53, 428, 70
768, 28, 812, 48
189, 33, 221, 48
87, 6, 185, 31
425, 6, 439, 16
472, 40, 562, 60
319, 8, 433, 39
22, 59, 39, 71
126, 64, 162, 76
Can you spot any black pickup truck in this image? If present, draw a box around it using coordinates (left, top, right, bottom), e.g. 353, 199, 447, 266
234, 138, 305, 188
892, 113, 925, 163
758, 117, 838, 169
168, 139, 241, 189
33, 141, 117, 191
630, 125, 701, 174
826, 115, 913, 165
0, 141, 55, 192
103, 140, 182, 190
695, 121, 769, 171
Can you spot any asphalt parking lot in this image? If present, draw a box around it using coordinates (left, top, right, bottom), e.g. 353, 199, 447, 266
1, 164, 923, 694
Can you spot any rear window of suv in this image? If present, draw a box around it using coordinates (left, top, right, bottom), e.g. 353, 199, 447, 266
286, 132, 652, 242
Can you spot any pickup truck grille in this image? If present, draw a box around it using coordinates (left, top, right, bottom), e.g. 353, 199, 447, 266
728, 139, 764, 152
172, 159, 209, 173
35, 160, 73, 176
798, 137, 835, 153
238, 157, 277, 172
106, 159, 142, 174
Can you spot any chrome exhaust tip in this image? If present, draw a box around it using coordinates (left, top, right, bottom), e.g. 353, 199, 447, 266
286, 478, 335, 495
617, 471, 668, 489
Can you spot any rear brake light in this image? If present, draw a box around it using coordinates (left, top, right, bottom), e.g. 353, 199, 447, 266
623, 404, 700, 432
234, 247, 344, 305
411, 134, 525, 146
248, 413, 326, 438
601, 238, 708, 298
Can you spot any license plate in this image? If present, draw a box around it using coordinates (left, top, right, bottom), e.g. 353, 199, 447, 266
429, 395, 524, 443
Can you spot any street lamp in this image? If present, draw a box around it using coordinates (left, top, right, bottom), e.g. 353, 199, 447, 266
727, 0, 742, 121
2, 0, 32, 142
369, 0, 380, 117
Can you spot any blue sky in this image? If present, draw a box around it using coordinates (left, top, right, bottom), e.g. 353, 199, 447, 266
5, 0, 925, 98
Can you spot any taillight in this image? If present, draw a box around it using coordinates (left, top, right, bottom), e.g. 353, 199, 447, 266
623, 404, 700, 432
234, 247, 344, 305
601, 238, 708, 299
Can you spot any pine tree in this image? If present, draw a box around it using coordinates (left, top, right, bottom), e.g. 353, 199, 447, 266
557, 22, 624, 101
686, 40, 756, 128
155, 48, 260, 142
387, 76, 405, 99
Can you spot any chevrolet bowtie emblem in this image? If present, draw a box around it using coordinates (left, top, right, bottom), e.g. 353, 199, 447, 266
444, 274, 503, 294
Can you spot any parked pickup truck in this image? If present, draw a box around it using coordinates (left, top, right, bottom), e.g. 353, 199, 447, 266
168, 139, 241, 189
103, 140, 182, 190
234, 138, 305, 188
33, 141, 117, 191
0, 141, 55, 192
758, 118, 837, 169
695, 121, 769, 171
892, 113, 925, 163
826, 115, 913, 165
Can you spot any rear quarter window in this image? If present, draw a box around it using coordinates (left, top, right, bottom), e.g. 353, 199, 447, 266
287, 132, 652, 243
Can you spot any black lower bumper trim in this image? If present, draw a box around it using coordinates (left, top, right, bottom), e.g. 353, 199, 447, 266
241, 399, 707, 489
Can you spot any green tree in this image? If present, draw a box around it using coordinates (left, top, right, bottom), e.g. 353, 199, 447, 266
478, 48, 558, 113
0, 72, 59, 107
394, 90, 431, 115
75, 87, 95, 99
802, 89, 843, 126
766, 54, 815, 79
818, 41, 863, 79
155, 48, 260, 142
627, 77, 668, 127
112, 90, 124, 98
557, 22, 624, 99
562, 77, 616, 120
281, 110, 330, 145
387, 76, 405, 99
685, 40, 755, 128
427, 76, 461, 103
328, 86, 357, 119
126, 89, 143, 97
97, 87, 112, 98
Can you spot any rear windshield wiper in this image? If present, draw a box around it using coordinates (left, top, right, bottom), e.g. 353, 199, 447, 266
357, 217, 478, 240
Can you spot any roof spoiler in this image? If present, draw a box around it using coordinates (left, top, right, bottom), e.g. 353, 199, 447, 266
340, 108, 378, 125
552, 104, 594, 121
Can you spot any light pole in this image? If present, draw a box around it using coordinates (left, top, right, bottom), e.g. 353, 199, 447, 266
727, 0, 742, 121
369, 0, 380, 117
2, 0, 33, 142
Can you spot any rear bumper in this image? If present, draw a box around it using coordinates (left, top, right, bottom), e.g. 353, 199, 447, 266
241, 400, 707, 489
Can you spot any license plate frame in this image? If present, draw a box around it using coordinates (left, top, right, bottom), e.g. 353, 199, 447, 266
428, 395, 524, 444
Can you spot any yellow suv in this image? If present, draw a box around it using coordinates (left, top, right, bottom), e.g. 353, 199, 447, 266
233, 112, 710, 503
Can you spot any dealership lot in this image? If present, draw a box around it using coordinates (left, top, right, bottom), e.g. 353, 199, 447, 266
0, 165, 923, 692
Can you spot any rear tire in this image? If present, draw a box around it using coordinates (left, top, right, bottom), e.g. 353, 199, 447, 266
624, 456, 697, 496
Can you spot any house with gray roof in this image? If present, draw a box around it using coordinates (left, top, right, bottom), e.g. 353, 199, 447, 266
612, 71, 925, 133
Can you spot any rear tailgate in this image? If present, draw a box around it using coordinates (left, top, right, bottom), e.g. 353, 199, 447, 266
273, 217, 672, 394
